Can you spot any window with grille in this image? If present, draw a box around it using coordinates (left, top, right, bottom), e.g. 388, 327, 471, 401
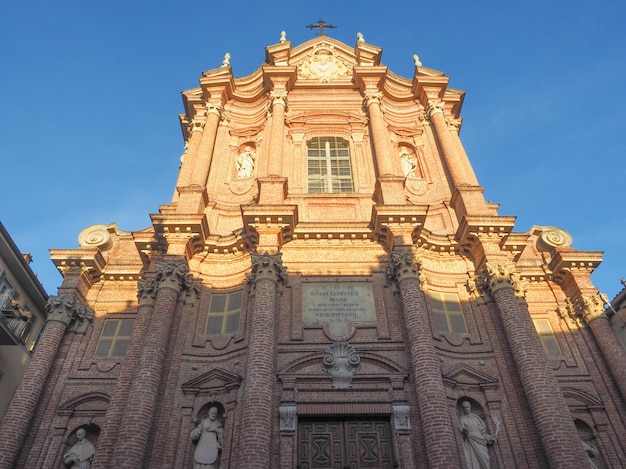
533, 318, 563, 357
206, 290, 242, 335
95, 319, 134, 357
428, 292, 467, 334
307, 137, 354, 193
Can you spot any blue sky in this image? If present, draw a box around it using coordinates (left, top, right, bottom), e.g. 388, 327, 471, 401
1, 1, 625, 300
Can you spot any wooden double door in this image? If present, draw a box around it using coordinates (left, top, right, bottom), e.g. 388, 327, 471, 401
297, 417, 395, 469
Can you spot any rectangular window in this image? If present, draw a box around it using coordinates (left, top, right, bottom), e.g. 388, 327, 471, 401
95, 319, 134, 358
307, 137, 354, 193
428, 292, 467, 333
206, 290, 242, 335
533, 318, 562, 357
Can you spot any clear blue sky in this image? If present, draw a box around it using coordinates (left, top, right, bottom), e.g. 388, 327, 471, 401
2, 1, 625, 300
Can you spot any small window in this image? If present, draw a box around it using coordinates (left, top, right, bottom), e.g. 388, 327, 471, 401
95, 319, 134, 358
533, 318, 562, 357
307, 137, 354, 193
428, 292, 467, 334
206, 291, 242, 335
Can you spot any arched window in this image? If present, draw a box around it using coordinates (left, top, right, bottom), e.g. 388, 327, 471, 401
307, 137, 354, 193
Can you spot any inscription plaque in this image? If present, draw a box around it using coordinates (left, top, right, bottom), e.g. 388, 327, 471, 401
302, 282, 376, 335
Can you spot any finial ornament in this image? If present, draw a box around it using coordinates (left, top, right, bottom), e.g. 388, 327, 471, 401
357, 32, 365, 43
280, 31, 287, 43
413, 54, 422, 67
221, 52, 231, 67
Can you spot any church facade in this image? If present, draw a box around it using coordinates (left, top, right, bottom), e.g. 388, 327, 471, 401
1, 34, 625, 469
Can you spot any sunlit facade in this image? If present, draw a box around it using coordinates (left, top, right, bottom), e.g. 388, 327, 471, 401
1, 34, 625, 469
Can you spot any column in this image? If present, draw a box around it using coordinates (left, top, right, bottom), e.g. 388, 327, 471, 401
386, 252, 463, 468
363, 90, 395, 177
238, 252, 285, 468
190, 101, 223, 187
0, 296, 93, 469
575, 293, 626, 402
427, 102, 470, 187
91, 277, 157, 469
479, 263, 587, 467
174, 118, 206, 190
110, 261, 190, 468
267, 90, 287, 177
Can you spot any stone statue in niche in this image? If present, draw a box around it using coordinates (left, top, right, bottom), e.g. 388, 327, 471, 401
399, 146, 418, 178
582, 440, 600, 469
235, 146, 256, 179
63, 427, 96, 468
459, 401, 498, 469
190, 406, 223, 469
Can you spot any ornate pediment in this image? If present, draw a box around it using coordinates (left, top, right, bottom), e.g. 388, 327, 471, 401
58, 391, 110, 416
442, 363, 499, 390
182, 367, 242, 395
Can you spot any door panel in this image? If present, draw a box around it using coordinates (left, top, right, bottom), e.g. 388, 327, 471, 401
298, 418, 395, 469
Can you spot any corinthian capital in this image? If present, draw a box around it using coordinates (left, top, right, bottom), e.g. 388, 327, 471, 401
478, 262, 517, 295
45, 296, 93, 333
573, 294, 606, 324
249, 252, 286, 284
386, 251, 422, 284
427, 101, 445, 117
269, 90, 288, 108
137, 277, 157, 307
363, 90, 383, 107
155, 261, 191, 293
205, 101, 223, 117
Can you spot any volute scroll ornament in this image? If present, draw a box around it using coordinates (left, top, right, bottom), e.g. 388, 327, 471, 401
78, 224, 114, 251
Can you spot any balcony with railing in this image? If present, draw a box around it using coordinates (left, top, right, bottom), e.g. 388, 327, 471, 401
0, 293, 33, 345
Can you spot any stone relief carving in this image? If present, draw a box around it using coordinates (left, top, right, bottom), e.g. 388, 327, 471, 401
321, 341, 361, 389
190, 406, 223, 469
297, 43, 351, 82
573, 293, 606, 323
155, 261, 191, 293
392, 405, 411, 430
582, 440, 600, 469
386, 251, 423, 284
249, 252, 287, 284
399, 146, 419, 178
137, 277, 157, 307
63, 427, 96, 468
477, 262, 517, 297
279, 405, 297, 431
235, 146, 256, 178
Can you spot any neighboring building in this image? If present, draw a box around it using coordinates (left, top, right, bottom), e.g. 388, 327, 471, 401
0, 222, 47, 418
607, 279, 626, 351
2, 33, 626, 469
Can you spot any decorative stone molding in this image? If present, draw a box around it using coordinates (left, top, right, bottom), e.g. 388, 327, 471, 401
205, 101, 223, 117
322, 341, 361, 389
249, 252, 287, 284
137, 277, 157, 307
386, 251, 422, 284
446, 116, 461, 133
393, 405, 411, 430
573, 294, 606, 324
45, 296, 93, 333
477, 262, 517, 296
279, 405, 297, 431
155, 261, 191, 293
269, 90, 288, 108
190, 116, 206, 132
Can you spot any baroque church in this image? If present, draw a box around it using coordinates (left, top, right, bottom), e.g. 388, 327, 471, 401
1, 31, 625, 469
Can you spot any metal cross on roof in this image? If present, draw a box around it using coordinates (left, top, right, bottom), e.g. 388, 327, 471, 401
306, 19, 336, 36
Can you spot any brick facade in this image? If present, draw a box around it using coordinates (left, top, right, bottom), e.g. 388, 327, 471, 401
2, 35, 625, 468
